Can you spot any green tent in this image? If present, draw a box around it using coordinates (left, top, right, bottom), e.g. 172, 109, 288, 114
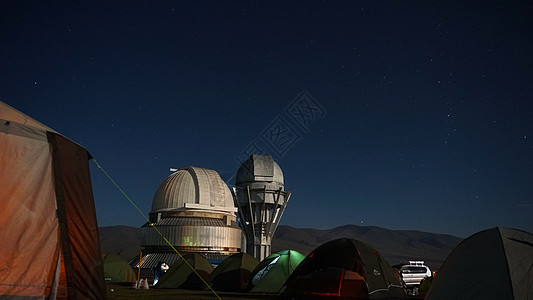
282, 238, 405, 299
102, 253, 137, 284
206, 253, 259, 292
249, 250, 305, 293
156, 253, 214, 290
426, 227, 533, 300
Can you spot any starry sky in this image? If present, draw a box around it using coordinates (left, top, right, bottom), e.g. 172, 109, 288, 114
1, 1, 532, 238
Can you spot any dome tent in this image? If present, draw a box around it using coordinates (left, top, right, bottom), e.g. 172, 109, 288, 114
282, 238, 405, 299
249, 250, 305, 293
0, 101, 106, 299
285, 268, 370, 299
102, 253, 137, 284
426, 227, 533, 300
206, 253, 259, 292
156, 253, 214, 290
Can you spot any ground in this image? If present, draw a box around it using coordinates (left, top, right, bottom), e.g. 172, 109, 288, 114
106, 284, 425, 299
106, 284, 279, 300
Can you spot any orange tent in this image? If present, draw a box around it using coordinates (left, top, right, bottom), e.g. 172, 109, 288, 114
0, 101, 106, 299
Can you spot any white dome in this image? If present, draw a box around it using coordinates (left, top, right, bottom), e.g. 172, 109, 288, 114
150, 166, 237, 215
236, 154, 284, 185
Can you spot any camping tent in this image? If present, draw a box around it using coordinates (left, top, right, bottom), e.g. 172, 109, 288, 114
249, 250, 305, 293
102, 253, 137, 284
426, 227, 533, 300
0, 101, 106, 299
282, 238, 405, 299
283, 267, 370, 299
156, 253, 214, 289
206, 253, 259, 292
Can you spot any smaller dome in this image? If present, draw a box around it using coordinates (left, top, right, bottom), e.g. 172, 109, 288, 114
236, 154, 284, 186
151, 166, 236, 216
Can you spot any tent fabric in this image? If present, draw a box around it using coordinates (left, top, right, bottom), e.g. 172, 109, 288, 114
252, 256, 280, 286
206, 253, 259, 292
0, 101, 55, 132
156, 253, 214, 290
426, 227, 533, 300
102, 253, 137, 284
249, 249, 305, 293
0, 102, 106, 300
283, 238, 405, 299
282, 267, 369, 299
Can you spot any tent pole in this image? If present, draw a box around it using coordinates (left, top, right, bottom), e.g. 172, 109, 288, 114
138, 251, 142, 280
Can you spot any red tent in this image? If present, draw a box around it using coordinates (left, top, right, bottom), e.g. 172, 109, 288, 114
0, 101, 106, 299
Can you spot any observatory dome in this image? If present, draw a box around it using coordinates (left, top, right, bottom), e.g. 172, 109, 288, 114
138, 166, 241, 273
236, 154, 284, 186
150, 166, 236, 220
233, 154, 290, 261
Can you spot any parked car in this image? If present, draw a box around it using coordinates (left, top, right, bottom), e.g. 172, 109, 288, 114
399, 261, 431, 286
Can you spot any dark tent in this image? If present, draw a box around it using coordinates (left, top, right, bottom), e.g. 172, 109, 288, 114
156, 253, 214, 290
283, 238, 405, 299
426, 227, 533, 300
102, 253, 137, 284
283, 267, 370, 299
206, 253, 259, 292
0, 101, 106, 299
249, 250, 305, 293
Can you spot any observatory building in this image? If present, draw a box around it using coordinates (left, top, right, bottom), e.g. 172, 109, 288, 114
133, 166, 241, 277
233, 154, 291, 261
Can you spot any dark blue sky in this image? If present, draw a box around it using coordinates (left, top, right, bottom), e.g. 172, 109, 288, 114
1, 1, 532, 237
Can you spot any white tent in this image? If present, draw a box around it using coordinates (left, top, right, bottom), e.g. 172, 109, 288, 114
0, 101, 106, 299
426, 227, 533, 300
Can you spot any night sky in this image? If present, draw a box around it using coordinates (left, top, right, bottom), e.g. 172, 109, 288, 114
1, 1, 532, 237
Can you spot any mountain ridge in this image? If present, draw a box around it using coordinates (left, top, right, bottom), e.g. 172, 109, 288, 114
99, 224, 462, 270
270, 224, 462, 270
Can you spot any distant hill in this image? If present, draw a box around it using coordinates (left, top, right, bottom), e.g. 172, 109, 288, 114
98, 225, 141, 261
99, 224, 462, 270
